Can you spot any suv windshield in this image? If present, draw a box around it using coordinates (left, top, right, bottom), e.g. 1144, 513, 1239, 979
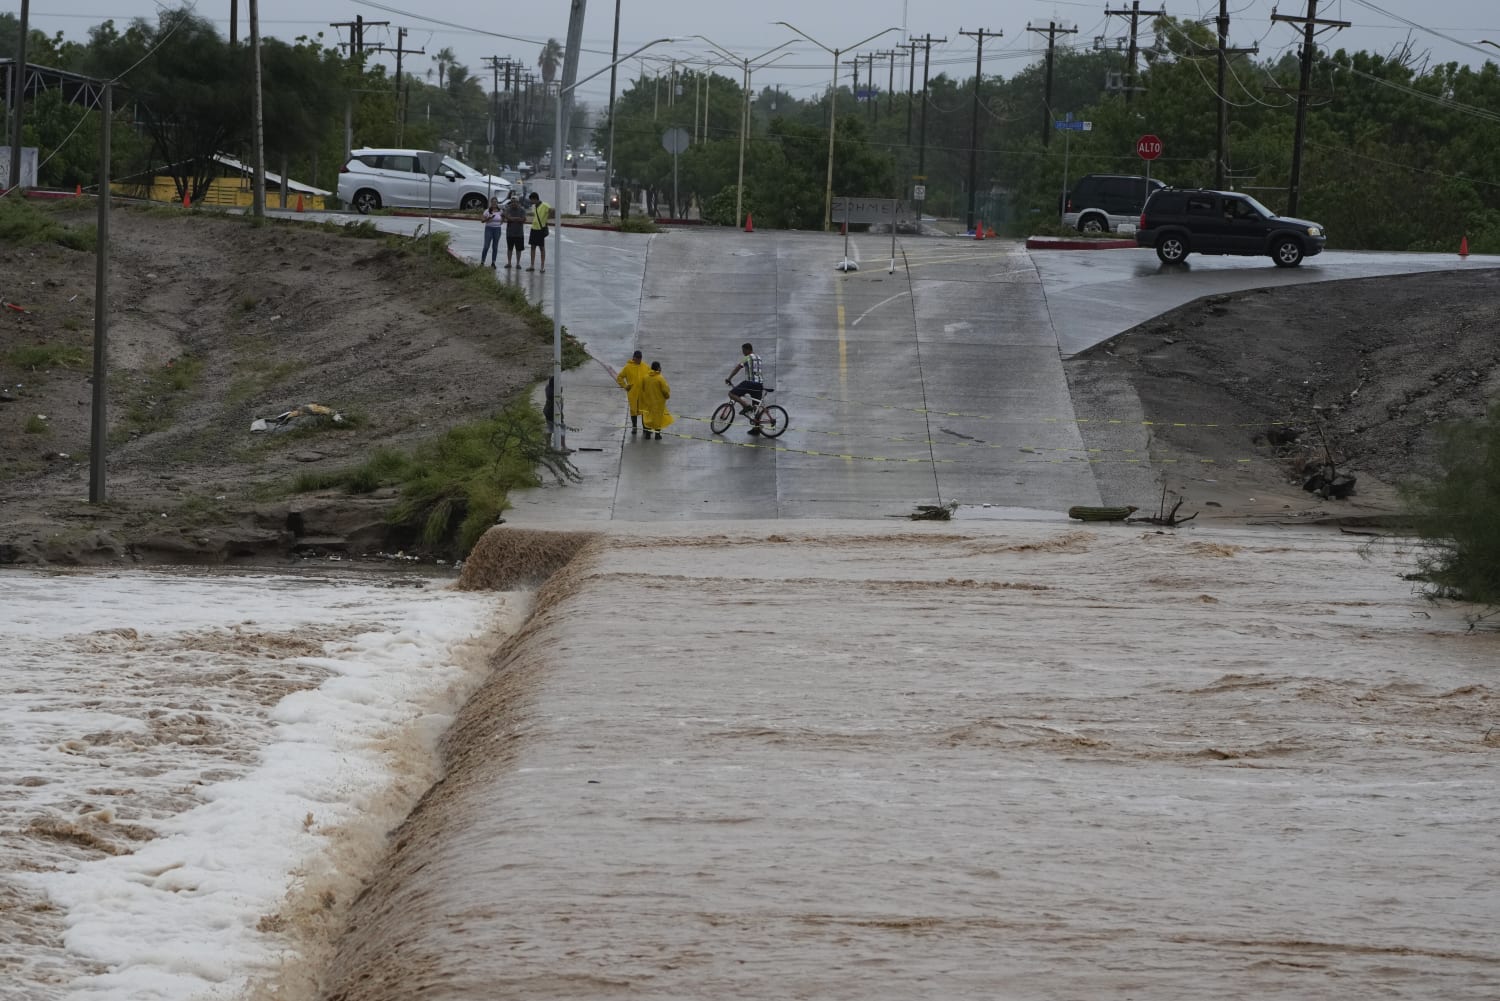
441, 157, 482, 178
1239, 193, 1274, 217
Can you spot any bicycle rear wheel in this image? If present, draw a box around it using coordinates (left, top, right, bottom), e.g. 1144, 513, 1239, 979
709, 402, 735, 434
758, 404, 789, 439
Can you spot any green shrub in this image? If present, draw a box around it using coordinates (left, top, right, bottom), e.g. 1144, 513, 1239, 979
615, 215, 661, 234
0, 196, 96, 249
288, 407, 576, 556
1404, 403, 1500, 607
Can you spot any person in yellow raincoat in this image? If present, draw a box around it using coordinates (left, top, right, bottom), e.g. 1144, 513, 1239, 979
615, 350, 648, 434
639, 361, 674, 440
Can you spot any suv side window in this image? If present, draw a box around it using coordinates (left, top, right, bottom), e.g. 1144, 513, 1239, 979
1226, 197, 1259, 220
1186, 195, 1217, 216
381, 155, 420, 173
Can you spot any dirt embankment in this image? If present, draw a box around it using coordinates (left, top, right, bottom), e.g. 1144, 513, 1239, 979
1068, 269, 1500, 520
0, 208, 554, 565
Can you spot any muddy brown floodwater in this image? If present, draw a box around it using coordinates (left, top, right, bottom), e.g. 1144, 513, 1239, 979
318, 521, 1500, 1001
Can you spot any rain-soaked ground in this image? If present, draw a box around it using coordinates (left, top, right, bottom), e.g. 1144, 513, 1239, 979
316, 520, 1500, 1001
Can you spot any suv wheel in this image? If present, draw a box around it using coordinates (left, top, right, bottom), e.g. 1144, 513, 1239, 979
352, 189, 381, 214
1079, 214, 1108, 234
1156, 234, 1189, 264
460, 193, 487, 211
1273, 237, 1304, 268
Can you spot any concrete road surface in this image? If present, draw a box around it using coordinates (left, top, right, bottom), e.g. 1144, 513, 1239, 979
272, 212, 1495, 522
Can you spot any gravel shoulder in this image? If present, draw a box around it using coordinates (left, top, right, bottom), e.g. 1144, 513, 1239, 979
1066, 269, 1500, 524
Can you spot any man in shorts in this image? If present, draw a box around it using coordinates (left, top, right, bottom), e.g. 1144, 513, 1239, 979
527, 191, 551, 272
502, 191, 528, 268
724, 342, 766, 433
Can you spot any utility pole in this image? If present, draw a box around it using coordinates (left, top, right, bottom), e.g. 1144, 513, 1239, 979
958, 28, 1000, 233
1209, 1, 1260, 188
1271, 0, 1348, 213
847, 56, 860, 118
88, 82, 110, 504
332, 16, 387, 60
8, 0, 29, 191
484, 56, 503, 155
865, 52, 877, 121
879, 49, 896, 117
1104, 1, 1165, 104
605, 0, 621, 220
249, 0, 265, 218
392, 29, 423, 142
912, 33, 946, 182
230, 0, 238, 45
903, 40, 919, 147
1028, 21, 1078, 145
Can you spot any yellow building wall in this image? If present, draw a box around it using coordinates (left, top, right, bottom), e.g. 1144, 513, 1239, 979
118, 176, 330, 210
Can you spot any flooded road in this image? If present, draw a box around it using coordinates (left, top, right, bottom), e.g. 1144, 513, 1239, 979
321, 521, 1500, 1000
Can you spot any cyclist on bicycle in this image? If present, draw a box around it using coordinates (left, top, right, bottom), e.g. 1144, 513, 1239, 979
724, 342, 766, 423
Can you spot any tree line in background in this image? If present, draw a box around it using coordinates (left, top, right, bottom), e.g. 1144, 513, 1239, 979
0, 9, 567, 203
5, 10, 1500, 250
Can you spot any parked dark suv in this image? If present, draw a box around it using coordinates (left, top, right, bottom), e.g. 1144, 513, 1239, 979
1062, 174, 1165, 233
1135, 188, 1327, 267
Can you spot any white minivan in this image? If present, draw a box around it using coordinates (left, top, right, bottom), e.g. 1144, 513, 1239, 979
337, 148, 511, 213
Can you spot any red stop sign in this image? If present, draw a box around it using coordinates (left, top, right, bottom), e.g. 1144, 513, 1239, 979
1137, 134, 1163, 161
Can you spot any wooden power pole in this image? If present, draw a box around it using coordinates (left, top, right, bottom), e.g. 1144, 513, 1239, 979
1028, 21, 1079, 145
1271, 0, 1348, 213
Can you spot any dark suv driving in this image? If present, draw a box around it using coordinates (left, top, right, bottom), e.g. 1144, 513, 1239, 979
1135, 188, 1326, 267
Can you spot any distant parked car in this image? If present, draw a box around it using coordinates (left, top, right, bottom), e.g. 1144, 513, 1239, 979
1062, 173, 1165, 233
1135, 187, 1327, 267
337, 148, 510, 213
517, 160, 534, 176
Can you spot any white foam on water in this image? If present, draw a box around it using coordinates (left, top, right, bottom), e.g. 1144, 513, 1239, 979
0, 569, 519, 1001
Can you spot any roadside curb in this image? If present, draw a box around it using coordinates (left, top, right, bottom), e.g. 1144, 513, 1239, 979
1026, 235, 1138, 251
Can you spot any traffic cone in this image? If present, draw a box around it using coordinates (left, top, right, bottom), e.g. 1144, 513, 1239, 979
182, 190, 190, 208
1459, 235, 1470, 258
986, 225, 996, 238
296, 193, 304, 212
744, 213, 754, 233
75, 183, 82, 196
841, 220, 848, 236
974, 220, 985, 241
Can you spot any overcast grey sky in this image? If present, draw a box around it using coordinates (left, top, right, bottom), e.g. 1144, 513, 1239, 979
23, 0, 1500, 112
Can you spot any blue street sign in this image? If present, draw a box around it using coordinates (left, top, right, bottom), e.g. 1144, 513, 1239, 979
1054, 120, 1093, 132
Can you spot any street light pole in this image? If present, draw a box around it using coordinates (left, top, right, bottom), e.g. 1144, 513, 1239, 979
603, 0, 621, 221
775, 22, 901, 232
552, 37, 680, 451
697, 37, 796, 228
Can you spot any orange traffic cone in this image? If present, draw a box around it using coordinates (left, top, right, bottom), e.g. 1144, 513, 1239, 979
75, 183, 82, 196
296, 193, 305, 212
744, 213, 754, 233
974, 220, 986, 241
1459, 235, 1470, 258
986, 225, 996, 238
182, 190, 190, 208
841, 219, 848, 236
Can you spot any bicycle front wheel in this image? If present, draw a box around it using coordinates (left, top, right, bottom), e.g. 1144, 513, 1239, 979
709, 402, 735, 434
758, 405, 789, 439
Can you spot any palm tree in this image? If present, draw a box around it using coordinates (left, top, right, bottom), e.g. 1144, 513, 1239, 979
538, 38, 563, 85
432, 47, 456, 90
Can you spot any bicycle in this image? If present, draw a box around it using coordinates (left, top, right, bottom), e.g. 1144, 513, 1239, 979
710, 389, 789, 438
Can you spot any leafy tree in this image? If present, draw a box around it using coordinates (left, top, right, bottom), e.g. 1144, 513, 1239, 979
77, 10, 244, 203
